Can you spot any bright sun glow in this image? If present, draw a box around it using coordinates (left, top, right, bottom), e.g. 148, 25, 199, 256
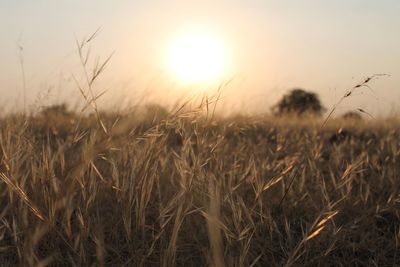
166, 31, 228, 84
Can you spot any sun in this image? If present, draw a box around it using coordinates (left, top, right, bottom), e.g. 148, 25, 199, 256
166, 31, 228, 84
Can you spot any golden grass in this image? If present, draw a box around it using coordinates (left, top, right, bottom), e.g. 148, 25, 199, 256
0, 108, 399, 266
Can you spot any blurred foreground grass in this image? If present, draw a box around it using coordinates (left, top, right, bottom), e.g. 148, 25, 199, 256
0, 106, 399, 266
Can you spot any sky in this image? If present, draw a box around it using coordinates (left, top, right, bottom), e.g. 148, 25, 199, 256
1, 0, 399, 115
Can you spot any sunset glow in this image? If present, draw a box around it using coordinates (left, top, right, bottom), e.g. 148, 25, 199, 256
166, 31, 228, 84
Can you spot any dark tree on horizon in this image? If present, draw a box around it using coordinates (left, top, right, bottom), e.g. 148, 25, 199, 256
341, 111, 363, 120
273, 88, 325, 116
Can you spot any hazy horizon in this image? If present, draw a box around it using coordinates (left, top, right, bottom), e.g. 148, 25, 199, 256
1, 0, 399, 115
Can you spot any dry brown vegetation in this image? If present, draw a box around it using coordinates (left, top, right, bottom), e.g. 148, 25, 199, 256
2, 25, 396, 267
0, 105, 399, 266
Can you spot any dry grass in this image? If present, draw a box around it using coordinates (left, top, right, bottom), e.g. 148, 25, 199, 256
0, 106, 399, 266
3, 28, 396, 267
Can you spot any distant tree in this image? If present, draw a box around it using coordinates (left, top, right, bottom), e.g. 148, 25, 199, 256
35, 103, 77, 139
144, 104, 169, 121
341, 111, 362, 120
39, 103, 71, 117
273, 88, 325, 116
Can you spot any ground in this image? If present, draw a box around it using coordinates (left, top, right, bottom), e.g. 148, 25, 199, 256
0, 109, 399, 266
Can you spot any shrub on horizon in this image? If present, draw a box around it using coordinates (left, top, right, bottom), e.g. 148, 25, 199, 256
341, 111, 363, 120
272, 88, 325, 116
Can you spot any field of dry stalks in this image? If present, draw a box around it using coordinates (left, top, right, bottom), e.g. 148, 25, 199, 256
0, 107, 399, 266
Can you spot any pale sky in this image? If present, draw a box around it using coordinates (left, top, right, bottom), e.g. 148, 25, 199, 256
1, 0, 399, 115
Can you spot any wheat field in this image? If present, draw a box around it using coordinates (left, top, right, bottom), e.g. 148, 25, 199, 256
0, 105, 399, 266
